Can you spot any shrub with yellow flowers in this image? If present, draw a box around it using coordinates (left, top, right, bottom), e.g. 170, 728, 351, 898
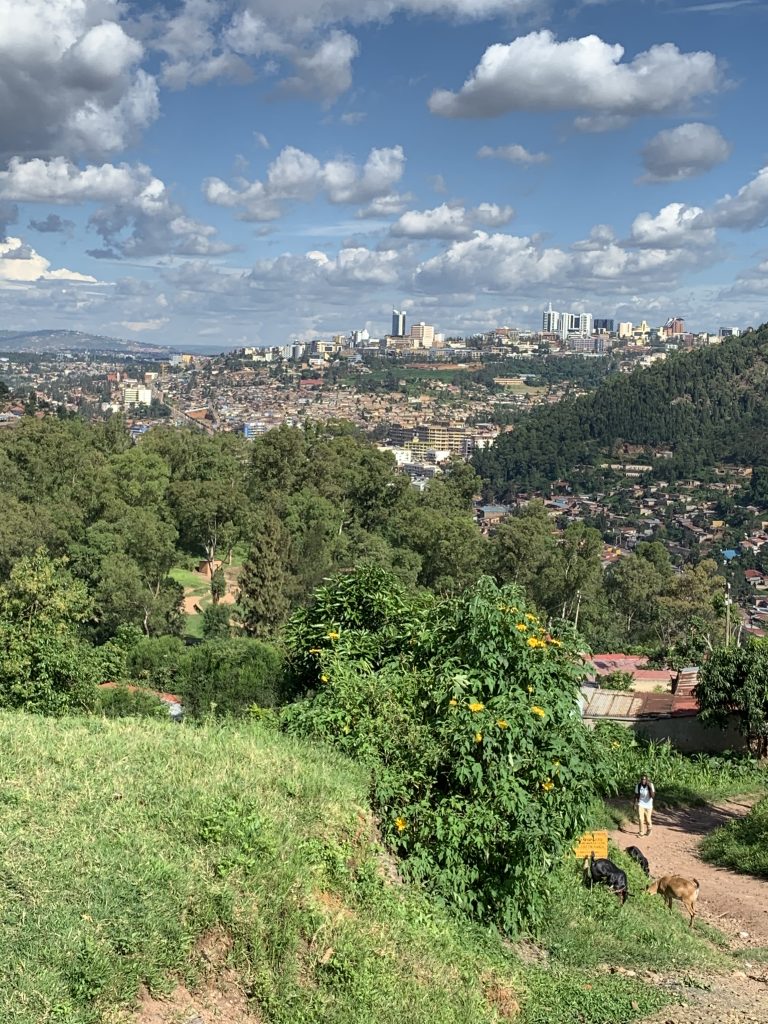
282, 568, 612, 934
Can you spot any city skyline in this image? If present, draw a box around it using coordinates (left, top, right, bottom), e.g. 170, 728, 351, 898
2, 1, 768, 347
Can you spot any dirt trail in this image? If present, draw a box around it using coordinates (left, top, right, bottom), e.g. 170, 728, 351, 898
609, 797, 768, 946
607, 798, 768, 1024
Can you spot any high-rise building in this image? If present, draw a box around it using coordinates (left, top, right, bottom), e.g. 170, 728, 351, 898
594, 319, 614, 332
392, 309, 406, 337
618, 322, 633, 340
410, 322, 435, 347
542, 303, 560, 333
663, 316, 685, 337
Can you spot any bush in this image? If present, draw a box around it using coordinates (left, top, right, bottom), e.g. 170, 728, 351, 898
0, 623, 101, 715
282, 570, 612, 934
700, 796, 768, 878
97, 684, 170, 720
601, 670, 634, 691
202, 603, 233, 639
125, 635, 186, 694
178, 638, 285, 718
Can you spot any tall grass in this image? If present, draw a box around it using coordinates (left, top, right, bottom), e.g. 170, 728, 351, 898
595, 723, 768, 807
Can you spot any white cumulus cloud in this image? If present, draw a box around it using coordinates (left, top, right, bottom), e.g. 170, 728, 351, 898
205, 144, 406, 220
705, 165, 768, 230
630, 203, 715, 248
477, 144, 549, 165
0, 236, 96, 284
0, 157, 231, 260
0, 0, 158, 159
428, 31, 723, 124
391, 202, 514, 239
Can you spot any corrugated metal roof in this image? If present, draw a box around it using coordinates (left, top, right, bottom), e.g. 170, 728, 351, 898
584, 691, 644, 719
583, 688, 699, 720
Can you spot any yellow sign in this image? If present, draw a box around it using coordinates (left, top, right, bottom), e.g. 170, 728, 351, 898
574, 830, 608, 860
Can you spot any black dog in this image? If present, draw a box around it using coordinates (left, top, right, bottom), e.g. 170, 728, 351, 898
625, 845, 650, 876
583, 852, 628, 904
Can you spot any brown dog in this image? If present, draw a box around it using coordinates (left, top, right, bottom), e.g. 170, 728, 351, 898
648, 875, 700, 926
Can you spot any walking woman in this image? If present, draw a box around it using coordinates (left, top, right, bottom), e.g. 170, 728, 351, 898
634, 773, 656, 837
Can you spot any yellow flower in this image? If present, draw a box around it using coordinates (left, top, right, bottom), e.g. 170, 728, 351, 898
394, 817, 407, 832
474, 732, 483, 743
468, 701, 485, 712
326, 630, 340, 640
496, 719, 509, 729
530, 706, 546, 718
449, 698, 458, 706
552, 759, 561, 766
320, 674, 329, 683
542, 780, 554, 792
525, 613, 537, 621
527, 636, 543, 648
527, 685, 534, 693
516, 623, 528, 631
611, 741, 620, 749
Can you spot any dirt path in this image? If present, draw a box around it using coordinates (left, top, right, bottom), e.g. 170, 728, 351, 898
609, 797, 768, 947
606, 798, 768, 1024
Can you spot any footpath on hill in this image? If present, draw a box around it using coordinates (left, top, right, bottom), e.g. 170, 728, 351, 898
609, 798, 768, 1024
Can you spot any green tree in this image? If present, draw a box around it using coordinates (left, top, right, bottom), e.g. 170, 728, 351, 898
239, 515, 291, 637
697, 639, 768, 755
210, 567, 226, 605
606, 542, 673, 642
0, 549, 92, 633
202, 602, 233, 639
171, 479, 245, 574
0, 550, 100, 714
490, 501, 557, 597
656, 559, 725, 659
751, 466, 768, 506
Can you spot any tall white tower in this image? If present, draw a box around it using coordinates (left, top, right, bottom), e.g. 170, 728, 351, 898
542, 302, 560, 333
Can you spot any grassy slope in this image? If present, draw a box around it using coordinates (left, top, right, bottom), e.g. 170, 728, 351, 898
700, 796, 768, 879
0, 715, 742, 1024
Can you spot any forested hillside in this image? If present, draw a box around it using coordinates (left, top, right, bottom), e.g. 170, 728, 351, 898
474, 326, 768, 496
0, 414, 733, 664
0, 416, 484, 641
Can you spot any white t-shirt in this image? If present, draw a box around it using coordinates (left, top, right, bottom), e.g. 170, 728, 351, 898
635, 782, 654, 808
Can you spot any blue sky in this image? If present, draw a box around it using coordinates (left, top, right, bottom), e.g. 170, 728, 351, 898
2, 0, 768, 348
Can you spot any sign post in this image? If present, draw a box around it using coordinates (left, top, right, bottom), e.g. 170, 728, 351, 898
574, 830, 608, 860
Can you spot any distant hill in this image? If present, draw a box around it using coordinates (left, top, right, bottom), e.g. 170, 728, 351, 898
474, 325, 768, 497
0, 329, 175, 355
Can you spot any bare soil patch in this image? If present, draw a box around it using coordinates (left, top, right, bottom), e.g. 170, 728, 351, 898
132, 929, 261, 1024
638, 967, 768, 1024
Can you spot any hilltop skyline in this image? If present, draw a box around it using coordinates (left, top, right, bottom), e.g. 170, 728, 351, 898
2, 0, 768, 346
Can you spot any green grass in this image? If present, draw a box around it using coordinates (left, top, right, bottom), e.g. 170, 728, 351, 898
538, 848, 729, 974
700, 796, 768, 878
183, 611, 205, 638
169, 567, 210, 595
0, 714, 744, 1024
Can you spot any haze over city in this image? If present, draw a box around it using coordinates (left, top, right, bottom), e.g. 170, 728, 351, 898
2, 0, 768, 347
